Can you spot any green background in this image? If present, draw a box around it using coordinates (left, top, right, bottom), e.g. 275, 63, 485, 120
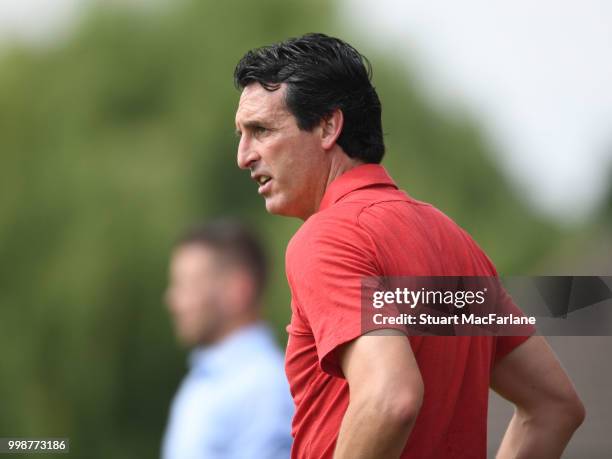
1, 1, 610, 457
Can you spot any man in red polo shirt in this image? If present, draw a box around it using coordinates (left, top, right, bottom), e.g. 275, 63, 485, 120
233, 33, 584, 458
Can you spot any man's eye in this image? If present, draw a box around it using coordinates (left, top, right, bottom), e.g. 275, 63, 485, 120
253, 126, 267, 136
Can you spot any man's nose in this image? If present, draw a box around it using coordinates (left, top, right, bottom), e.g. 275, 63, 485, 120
236, 136, 259, 170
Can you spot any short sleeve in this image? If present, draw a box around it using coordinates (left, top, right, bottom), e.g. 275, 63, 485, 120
493, 285, 537, 363
469, 245, 536, 364
286, 215, 379, 378
494, 335, 533, 362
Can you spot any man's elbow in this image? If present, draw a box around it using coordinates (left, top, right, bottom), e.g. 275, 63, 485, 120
523, 388, 586, 432
376, 381, 424, 428
389, 394, 423, 428
549, 386, 585, 431
563, 393, 586, 430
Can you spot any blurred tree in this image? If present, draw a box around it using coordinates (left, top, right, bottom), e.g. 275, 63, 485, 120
0, 0, 561, 457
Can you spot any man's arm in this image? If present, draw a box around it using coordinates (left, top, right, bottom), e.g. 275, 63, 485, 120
491, 336, 585, 459
334, 330, 423, 459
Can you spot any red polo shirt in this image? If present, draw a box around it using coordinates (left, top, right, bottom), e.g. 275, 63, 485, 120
285, 164, 534, 458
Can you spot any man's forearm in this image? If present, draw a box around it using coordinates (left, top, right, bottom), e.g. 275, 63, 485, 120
334, 398, 416, 459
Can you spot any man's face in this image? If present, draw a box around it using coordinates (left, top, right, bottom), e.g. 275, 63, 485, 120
165, 244, 227, 347
235, 83, 328, 219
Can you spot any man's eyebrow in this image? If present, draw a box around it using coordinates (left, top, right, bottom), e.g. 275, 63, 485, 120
235, 120, 271, 136
242, 120, 268, 129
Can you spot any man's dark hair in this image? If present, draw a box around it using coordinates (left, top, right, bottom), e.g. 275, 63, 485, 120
177, 219, 267, 301
234, 33, 385, 164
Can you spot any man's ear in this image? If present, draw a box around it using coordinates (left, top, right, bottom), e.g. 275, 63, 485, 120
320, 109, 344, 150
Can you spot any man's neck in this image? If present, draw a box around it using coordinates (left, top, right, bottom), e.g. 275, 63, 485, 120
199, 313, 260, 348
326, 155, 364, 190
298, 150, 363, 221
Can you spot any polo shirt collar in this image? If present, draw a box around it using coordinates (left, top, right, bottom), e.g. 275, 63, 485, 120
318, 163, 397, 212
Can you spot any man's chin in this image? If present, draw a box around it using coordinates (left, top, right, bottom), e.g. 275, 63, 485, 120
265, 199, 304, 219
265, 197, 289, 216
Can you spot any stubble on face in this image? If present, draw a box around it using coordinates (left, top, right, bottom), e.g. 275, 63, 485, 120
235, 84, 329, 220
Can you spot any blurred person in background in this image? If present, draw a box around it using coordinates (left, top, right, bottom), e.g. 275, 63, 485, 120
162, 219, 293, 459
233, 33, 584, 458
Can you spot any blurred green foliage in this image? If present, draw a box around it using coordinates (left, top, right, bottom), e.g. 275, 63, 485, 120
0, 0, 565, 457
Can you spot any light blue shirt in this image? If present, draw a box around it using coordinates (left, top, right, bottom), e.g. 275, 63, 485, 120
162, 323, 294, 459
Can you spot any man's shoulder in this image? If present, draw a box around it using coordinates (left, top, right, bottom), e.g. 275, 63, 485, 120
289, 189, 440, 245
286, 203, 372, 263
293, 186, 410, 237
231, 328, 287, 381
287, 184, 493, 278
205, 346, 288, 402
